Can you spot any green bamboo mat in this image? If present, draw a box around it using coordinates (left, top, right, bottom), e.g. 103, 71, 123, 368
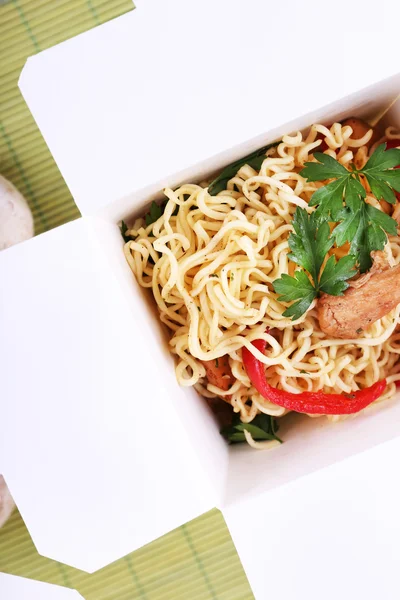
0, 508, 252, 600
0, 1, 253, 598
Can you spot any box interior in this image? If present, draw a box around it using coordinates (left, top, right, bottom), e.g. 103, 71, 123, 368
104, 77, 400, 507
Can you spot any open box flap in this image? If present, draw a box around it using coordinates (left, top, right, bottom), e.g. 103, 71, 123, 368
0, 217, 223, 572
18, 0, 400, 217
0, 574, 82, 600
223, 435, 400, 600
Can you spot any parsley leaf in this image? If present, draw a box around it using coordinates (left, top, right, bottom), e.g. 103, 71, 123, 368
319, 254, 358, 295
120, 201, 167, 242
288, 209, 333, 280
273, 271, 317, 319
361, 144, 400, 204
301, 144, 400, 217
221, 413, 282, 444
301, 152, 349, 181
120, 220, 136, 243
145, 201, 166, 226
121, 200, 172, 243
310, 178, 347, 221
208, 141, 280, 196
272, 208, 356, 320
333, 199, 397, 272
299, 142, 400, 274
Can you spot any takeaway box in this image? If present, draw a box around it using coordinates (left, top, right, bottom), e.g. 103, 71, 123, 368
2, 2, 400, 598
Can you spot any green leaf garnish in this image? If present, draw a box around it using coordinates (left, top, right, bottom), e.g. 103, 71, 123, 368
273, 208, 357, 320
319, 254, 358, 295
273, 271, 317, 320
145, 201, 166, 227
121, 199, 178, 243
301, 152, 349, 181
208, 141, 280, 196
221, 413, 282, 444
120, 220, 136, 243
301, 144, 400, 215
299, 142, 399, 273
332, 200, 397, 272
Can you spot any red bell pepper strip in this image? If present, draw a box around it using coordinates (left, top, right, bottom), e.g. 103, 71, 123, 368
242, 338, 386, 415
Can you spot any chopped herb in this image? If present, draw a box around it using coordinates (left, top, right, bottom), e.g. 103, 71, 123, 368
215, 358, 219, 368
120, 200, 179, 243
356, 327, 363, 334
230, 273, 235, 281
209, 274, 219, 278
197, 306, 201, 312
144, 199, 179, 227
300, 369, 309, 374
272, 208, 357, 320
145, 201, 166, 227
120, 220, 136, 243
221, 413, 282, 444
300, 144, 399, 272
333, 200, 397, 272
208, 141, 280, 196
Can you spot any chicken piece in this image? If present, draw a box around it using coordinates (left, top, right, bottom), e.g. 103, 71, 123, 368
202, 355, 234, 392
347, 251, 390, 288
341, 117, 380, 150
318, 252, 400, 338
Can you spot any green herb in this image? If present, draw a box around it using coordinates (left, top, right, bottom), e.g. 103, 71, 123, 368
230, 273, 235, 281
208, 141, 280, 196
273, 208, 357, 320
215, 358, 219, 368
300, 146, 399, 270
120, 201, 167, 242
300, 369, 309, 374
333, 199, 397, 272
145, 201, 166, 227
209, 274, 219, 278
120, 220, 136, 243
121, 200, 179, 243
221, 413, 282, 444
361, 143, 400, 204
301, 145, 400, 212
356, 327, 363, 334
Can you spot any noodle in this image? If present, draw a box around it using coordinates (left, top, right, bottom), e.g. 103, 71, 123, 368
124, 123, 400, 441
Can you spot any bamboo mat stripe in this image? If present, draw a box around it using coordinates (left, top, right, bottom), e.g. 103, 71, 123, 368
0, 1, 253, 598
0, 509, 253, 600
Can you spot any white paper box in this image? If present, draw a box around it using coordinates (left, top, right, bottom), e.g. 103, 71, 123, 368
2, 1, 400, 598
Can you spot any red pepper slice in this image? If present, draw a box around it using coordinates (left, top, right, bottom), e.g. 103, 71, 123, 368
242, 339, 386, 415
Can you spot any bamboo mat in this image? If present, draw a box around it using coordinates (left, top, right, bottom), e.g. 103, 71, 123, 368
0, 1, 253, 598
